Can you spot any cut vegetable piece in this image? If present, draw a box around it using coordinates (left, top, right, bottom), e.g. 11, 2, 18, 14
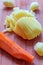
34, 42, 43, 56
14, 17, 42, 40
30, 2, 39, 11
0, 32, 34, 62
13, 23, 27, 39
3, 0, 14, 8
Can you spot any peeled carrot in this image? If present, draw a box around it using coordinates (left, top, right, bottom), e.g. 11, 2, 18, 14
0, 32, 34, 62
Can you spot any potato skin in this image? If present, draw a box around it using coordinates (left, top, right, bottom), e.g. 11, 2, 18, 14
34, 42, 43, 56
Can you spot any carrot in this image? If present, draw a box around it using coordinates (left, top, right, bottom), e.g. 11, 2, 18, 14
0, 32, 34, 62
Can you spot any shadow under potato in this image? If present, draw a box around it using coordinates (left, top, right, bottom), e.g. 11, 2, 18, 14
3, 7, 13, 11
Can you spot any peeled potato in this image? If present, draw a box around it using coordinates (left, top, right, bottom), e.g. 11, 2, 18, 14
30, 2, 39, 11
12, 10, 35, 21
4, 8, 42, 40
3, 0, 14, 8
34, 42, 43, 56
13, 17, 42, 40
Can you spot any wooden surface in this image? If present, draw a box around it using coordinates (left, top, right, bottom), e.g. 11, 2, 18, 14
0, 0, 43, 65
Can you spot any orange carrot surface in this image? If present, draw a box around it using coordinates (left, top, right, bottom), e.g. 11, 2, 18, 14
0, 32, 34, 62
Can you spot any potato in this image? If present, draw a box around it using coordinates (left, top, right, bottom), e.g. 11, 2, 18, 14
14, 17, 42, 40
3, 0, 14, 8
34, 42, 43, 56
30, 2, 39, 11
4, 8, 42, 40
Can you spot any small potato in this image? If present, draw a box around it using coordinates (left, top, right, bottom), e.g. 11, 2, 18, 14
4, 8, 42, 40
30, 2, 39, 11
14, 17, 42, 40
3, 0, 14, 8
34, 42, 43, 56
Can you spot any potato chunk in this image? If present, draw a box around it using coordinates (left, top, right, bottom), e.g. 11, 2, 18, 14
14, 17, 42, 40
3, 0, 14, 8
30, 2, 39, 11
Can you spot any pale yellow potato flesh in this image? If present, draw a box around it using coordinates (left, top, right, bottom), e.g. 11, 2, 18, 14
14, 17, 42, 40
30, 2, 39, 11
3, 0, 14, 8
12, 10, 35, 21
34, 42, 43, 56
